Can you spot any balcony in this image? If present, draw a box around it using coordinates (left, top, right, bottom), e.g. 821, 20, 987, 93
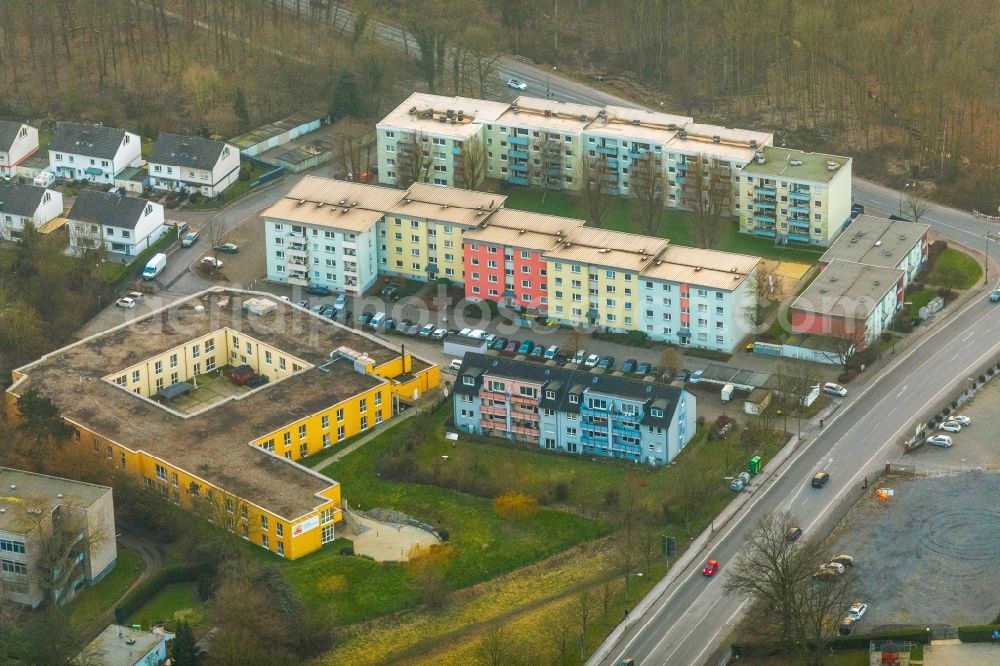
605, 157, 619, 169
507, 176, 528, 185
788, 190, 811, 202
597, 145, 618, 156
753, 213, 776, 224
286, 245, 309, 259
509, 149, 529, 160
451, 145, 462, 155
612, 422, 641, 437
789, 218, 810, 230
789, 204, 811, 215
510, 163, 527, 173
342, 240, 357, 251
753, 228, 777, 238
788, 232, 812, 243
344, 263, 358, 275
480, 404, 507, 417
509, 135, 529, 146
753, 200, 776, 210
754, 186, 776, 197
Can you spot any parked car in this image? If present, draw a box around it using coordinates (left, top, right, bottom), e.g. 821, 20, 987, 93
491, 336, 507, 351
643, 364, 658, 377
830, 554, 855, 567
383, 318, 396, 331
838, 617, 855, 635
544, 345, 560, 360
200, 256, 223, 269
484, 333, 497, 346
321, 306, 336, 319
584, 354, 601, 367
311, 303, 326, 314
597, 356, 615, 370
572, 349, 587, 365
432, 328, 448, 339
357, 312, 375, 325
296, 299, 309, 309
947, 415, 972, 426
938, 420, 962, 432
405, 323, 420, 335
507, 78, 528, 90
676, 369, 691, 382
503, 340, 519, 355
702, 559, 719, 577
181, 232, 199, 247
517, 340, 535, 355
333, 294, 347, 310
306, 284, 332, 296
419, 323, 435, 337
823, 382, 848, 397
926, 434, 953, 448
785, 526, 803, 541
448, 359, 463, 373
335, 309, 352, 322
847, 603, 868, 621
688, 370, 703, 384
124, 291, 144, 302
530, 345, 544, 358
729, 471, 750, 492
214, 243, 239, 254
368, 312, 386, 329
622, 359, 638, 373
811, 471, 830, 488
115, 296, 138, 309
636, 361, 652, 375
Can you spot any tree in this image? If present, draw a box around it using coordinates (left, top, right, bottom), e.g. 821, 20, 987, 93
630, 152, 666, 236
563, 327, 584, 359
658, 347, 684, 380
575, 588, 595, 660
544, 605, 574, 665
171, 620, 198, 666
530, 131, 563, 202
681, 154, 730, 249
826, 322, 868, 369
476, 624, 510, 666
746, 262, 778, 329
334, 119, 374, 181
232, 87, 251, 133
396, 132, 431, 188
15, 388, 72, 444
405, 543, 454, 609
492, 491, 538, 520
403, 0, 451, 93
581, 155, 613, 229
934, 261, 966, 293
904, 189, 930, 225
456, 136, 486, 190
330, 68, 362, 122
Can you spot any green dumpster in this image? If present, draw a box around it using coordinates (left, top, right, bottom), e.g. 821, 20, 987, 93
748, 455, 762, 475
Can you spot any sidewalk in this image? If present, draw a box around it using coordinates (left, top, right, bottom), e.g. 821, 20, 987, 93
313, 400, 426, 472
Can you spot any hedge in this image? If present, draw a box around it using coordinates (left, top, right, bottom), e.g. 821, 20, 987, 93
957, 624, 1000, 642
733, 627, 931, 657
114, 562, 206, 625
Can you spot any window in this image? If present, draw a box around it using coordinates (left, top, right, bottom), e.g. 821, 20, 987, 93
322, 433, 331, 448
0, 539, 25, 555
225, 498, 235, 513
336, 408, 344, 421
279, 357, 286, 370
321, 415, 329, 429
277, 541, 285, 556
569, 394, 579, 404
300, 443, 308, 456
283, 432, 291, 447
206, 357, 216, 372
154, 360, 162, 374
361, 416, 368, 431
155, 464, 167, 481
298, 424, 307, 439
262, 534, 270, 549
375, 391, 382, 406
338, 426, 346, 441
1, 560, 27, 575
261, 515, 270, 531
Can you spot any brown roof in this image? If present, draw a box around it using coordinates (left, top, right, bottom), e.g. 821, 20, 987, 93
544, 227, 670, 272
261, 176, 406, 232
9, 289, 432, 520
388, 183, 507, 227
641, 245, 760, 291
462, 209, 584, 251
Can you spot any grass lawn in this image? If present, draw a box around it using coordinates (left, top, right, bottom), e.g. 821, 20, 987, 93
905, 287, 939, 313
128, 582, 209, 630
926, 248, 982, 290
184, 163, 274, 210
68, 544, 145, 630
500, 187, 824, 263
737, 650, 871, 665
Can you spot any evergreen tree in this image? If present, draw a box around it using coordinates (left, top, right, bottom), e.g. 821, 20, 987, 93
330, 69, 362, 122
233, 88, 251, 133
16, 389, 72, 444
171, 620, 198, 666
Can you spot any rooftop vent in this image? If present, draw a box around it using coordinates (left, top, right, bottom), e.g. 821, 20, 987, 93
457, 110, 464, 119
830, 277, 838, 282
819, 288, 828, 293
712, 135, 721, 143
875, 240, 882, 247
597, 109, 607, 118
408, 106, 417, 115
884, 250, 892, 256
316, 202, 324, 208
899, 235, 907, 240
8, 484, 14, 490
632, 119, 641, 126
874, 281, 880, 286
579, 115, 588, 121
667, 123, 677, 130
57, 493, 64, 499
338, 199, 346, 205
755, 150, 765, 164
694, 266, 702, 271
749, 140, 758, 148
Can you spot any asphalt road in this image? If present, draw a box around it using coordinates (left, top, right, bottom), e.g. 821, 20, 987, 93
594, 290, 1000, 665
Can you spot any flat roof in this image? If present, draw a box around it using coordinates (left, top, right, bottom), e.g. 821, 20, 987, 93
262, 176, 405, 233
820, 215, 929, 268
585, 105, 692, 143
641, 245, 760, 291
699, 363, 771, 389
10, 290, 432, 521
545, 227, 670, 272
230, 111, 324, 150
792, 259, 904, 319
739, 145, 851, 183
82, 625, 169, 666
666, 123, 773, 163
388, 183, 506, 227
462, 209, 585, 251
378, 92, 510, 140
500, 96, 602, 134
0, 468, 111, 534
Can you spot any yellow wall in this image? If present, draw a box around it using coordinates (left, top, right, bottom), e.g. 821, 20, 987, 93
546, 260, 638, 329
384, 216, 468, 284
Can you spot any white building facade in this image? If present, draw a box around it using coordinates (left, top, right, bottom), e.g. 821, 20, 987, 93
48, 123, 141, 184
0, 121, 39, 178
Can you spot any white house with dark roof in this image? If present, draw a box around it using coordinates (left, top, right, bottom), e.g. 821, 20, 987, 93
0, 121, 39, 178
67, 190, 165, 257
0, 182, 63, 241
147, 133, 241, 197
48, 122, 141, 184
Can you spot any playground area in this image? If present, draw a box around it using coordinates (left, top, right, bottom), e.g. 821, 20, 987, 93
340, 507, 440, 562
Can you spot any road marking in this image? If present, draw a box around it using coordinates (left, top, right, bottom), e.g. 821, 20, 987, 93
896, 385, 908, 397
688, 599, 749, 666
659, 594, 732, 664
962, 330, 976, 342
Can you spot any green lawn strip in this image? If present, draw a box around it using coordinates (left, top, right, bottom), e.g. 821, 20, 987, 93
184, 164, 274, 211
499, 187, 823, 263
68, 544, 145, 630
128, 581, 208, 630
904, 287, 938, 313
926, 248, 982, 290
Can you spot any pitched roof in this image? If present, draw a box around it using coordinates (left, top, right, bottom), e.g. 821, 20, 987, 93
544, 227, 670, 272
389, 183, 506, 227
461, 209, 584, 251
0, 182, 46, 218
262, 176, 406, 233
0, 120, 29, 151
641, 245, 760, 291
149, 133, 231, 169
455, 353, 683, 427
49, 122, 130, 159
68, 190, 151, 230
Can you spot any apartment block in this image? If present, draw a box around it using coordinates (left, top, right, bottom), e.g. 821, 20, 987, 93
0, 468, 116, 608
262, 177, 407, 294
454, 354, 696, 465
818, 214, 929, 287
738, 146, 853, 245
381, 183, 505, 284
6, 289, 439, 560
462, 209, 585, 310
639, 246, 759, 351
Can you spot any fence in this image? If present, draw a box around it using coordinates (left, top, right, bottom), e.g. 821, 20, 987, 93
245, 156, 286, 188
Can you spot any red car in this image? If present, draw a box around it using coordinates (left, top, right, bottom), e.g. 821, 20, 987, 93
702, 559, 719, 577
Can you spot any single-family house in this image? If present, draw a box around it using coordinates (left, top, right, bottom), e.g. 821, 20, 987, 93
67, 190, 165, 257
148, 133, 241, 197
48, 122, 141, 184
0, 182, 64, 241
0, 121, 39, 178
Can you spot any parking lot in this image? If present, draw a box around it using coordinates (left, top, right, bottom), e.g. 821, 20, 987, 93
824, 472, 1000, 629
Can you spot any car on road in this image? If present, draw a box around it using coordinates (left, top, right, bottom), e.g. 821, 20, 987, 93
419, 323, 435, 337
823, 382, 848, 397
311, 304, 326, 314
214, 243, 239, 254
785, 526, 803, 541
688, 370, 703, 384
115, 296, 138, 309
181, 232, 199, 247
597, 356, 615, 370
938, 420, 962, 432
518, 340, 534, 355
811, 471, 830, 488
926, 434, 953, 448
572, 349, 587, 365
701, 559, 719, 577
333, 294, 347, 310
847, 602, 868, 620
830, 554, 855, 567
584, 354, 601, 367
503, 339, 519, 355
432, 328, 448, 340
530, 345, 544, 358
622, 359, 638, 373
507, 78, 527, 90
990, 290, 1000, 303
948, 415, 971, 426
200, 256, 223, 269
306, 284, 332, 296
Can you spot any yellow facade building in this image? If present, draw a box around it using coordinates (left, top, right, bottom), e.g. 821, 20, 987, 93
6, 289, 439, 560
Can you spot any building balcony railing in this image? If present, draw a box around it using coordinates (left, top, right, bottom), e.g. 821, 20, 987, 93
753, 200, 776, 210
509, 149, 529, 160
754, 186, 777, 197
509, 135, 529, 146
788, 232, 812, 243
507, 176, 528, 186
510, 163, 527, 173
286, 247, 308, 259
789, 219, 811, 230
789, 205, 811, 216
753, 228, 777, 238
788, 189, 811, 201
286, 275, 309, 286
480, 404, 506, 417
753, 213, 776, 224
597, 145, 618, 156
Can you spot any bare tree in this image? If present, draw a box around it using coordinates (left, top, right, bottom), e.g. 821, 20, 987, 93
630, 152, 666, 236
563, 327, 584, 359
658, 347, 684, 380
545, 605, 574, 666
746, 262, 779, 328
476, 624, 510, 666
530, 131, 563, 202
903, 189, 930, 225
682, 154, 729, 249
825, 322, 868, 369
396, 132, 432, 188
456, 136, 486, 190
580, 155, 613, 229
334, 119, 374, 181
575, 588, 595, 660
795, 572, 853, 666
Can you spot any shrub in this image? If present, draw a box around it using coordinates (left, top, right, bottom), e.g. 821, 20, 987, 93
339, 546, 355, 556
880, 331, 893, 342
956, 624, 1000, 642
552, 481, 570, 502
837, 369, 858, 384
979, 373, 987, 382
492, 490, 539, 520
603, 488, 620, 507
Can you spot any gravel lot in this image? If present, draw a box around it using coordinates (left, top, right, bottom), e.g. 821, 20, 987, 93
902, 376, 1000, 470
825, 472, 1000, 629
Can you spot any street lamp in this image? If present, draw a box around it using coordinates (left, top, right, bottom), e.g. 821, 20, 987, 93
898, 182, 911, 218
546, 66, 557, 99
985, 233, 1000, 286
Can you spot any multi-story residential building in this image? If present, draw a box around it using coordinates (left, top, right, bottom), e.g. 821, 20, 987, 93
454, 353, 696, 465
639, 246, 759, 350
262, 177, 406, 294
544, 228, 670, 331
147, 133, 241, 197
738, 146, 853, 245
818, 215, 929, 288
6, 289, 439, 561
377, 93, 510, 188
790, 259, 904, 348
0, 182, 64, 241
67, 191, 165, 258
0, 468, 117, 608
0, 120, 39, 178
48, 122, 141, 184
462, 209, 585, 310
380, 183, 505, 284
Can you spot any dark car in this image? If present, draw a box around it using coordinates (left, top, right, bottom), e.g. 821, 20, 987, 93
622, 359, 638, 373
214, 243, 239, 254
785, 526, 803, 542
383, 318, 396, 331
517, 340, 534, 355
244, 374, 270, 388
636, 361, 652, 375
320, 306, 336, 319
306, 284, 332, 296
530, 345, 544, 358
597, 356, 615, 370
491, 336, 507, 351
334, 309, 352, 322
503, 340, 519, 355
358, 312, 374, 325
811, 471, 830, 488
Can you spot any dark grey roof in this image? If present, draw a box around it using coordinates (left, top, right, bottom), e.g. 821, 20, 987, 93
68, 190, 151, 230
456, 353, 683, 425
0, 120, 27, 151
0, 182, 46, 218
49, 122, 129, 159
149, 133, 228, 169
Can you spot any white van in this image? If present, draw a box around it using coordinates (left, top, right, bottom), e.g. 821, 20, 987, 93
448, 359, 463, 373
368, 312, 386, 329
33, 170, 56, 188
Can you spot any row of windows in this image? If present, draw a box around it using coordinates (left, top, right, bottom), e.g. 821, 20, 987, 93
1, 559, 27, 575
0, 539, 26, 555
